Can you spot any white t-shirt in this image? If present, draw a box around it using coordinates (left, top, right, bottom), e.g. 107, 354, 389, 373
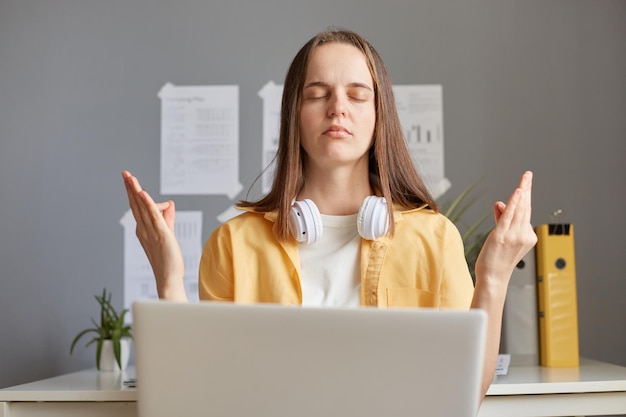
298, 213, 361, 307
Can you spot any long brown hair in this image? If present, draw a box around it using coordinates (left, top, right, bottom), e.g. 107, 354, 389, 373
239, 29, 438, 241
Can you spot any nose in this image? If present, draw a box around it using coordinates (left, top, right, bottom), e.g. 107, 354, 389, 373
327, 93, 346, 118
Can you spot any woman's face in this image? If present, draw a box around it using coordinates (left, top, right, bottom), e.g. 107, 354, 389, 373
299, 42, 376, 172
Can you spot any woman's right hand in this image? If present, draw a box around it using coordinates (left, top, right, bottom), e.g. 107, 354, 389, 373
122, 170, 188, 301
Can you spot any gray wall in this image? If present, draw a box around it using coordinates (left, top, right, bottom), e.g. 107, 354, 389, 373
1, 0, 625, 388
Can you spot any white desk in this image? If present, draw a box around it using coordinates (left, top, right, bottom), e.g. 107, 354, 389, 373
479, 358, 626, 417
0, 368, 137, 417
1, 358, 625, 417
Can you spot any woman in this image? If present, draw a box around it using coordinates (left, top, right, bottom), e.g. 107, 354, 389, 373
123, 29, 537, 400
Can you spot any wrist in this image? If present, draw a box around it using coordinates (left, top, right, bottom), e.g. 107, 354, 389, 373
473, 272, 510, 303
157, 279, 188, 302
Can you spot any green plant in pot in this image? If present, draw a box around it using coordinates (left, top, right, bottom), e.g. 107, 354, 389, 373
70, 288, 133, 371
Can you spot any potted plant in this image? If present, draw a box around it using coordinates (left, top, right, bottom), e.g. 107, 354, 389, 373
70, 288, 133, 371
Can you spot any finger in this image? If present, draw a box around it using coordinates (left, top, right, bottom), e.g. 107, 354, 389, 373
137, 189, 166, 231
162, 200, 176, 231
122, 171, 171, 235
522, 171, 533, 224
517, 171, 532, 190
493, 201, 506, 223
122, 172, 144, 223
497, 187, 522, 230
155, 202, 171, 212
128, 177, 153, 229
153, 200, 175, 231
509, 172, 533, 230
125, 174, 162, 233
511, 186, 528, 231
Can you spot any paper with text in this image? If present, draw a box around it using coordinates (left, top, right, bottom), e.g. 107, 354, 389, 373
159, 83, 242, 197
496, 354, 511, 376
393, 85, 450, 198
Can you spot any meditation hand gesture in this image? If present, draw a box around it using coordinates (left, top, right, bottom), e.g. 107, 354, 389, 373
475, 171, 538, 287
471, 170, 537, 399
122, 171, 187, 301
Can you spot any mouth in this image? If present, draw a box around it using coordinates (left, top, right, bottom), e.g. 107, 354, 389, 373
323, 125, 352, 138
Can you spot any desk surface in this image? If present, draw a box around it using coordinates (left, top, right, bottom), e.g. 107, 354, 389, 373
1, 358, 625, 402
487, 357, 626, 395
0, 367, 137, 402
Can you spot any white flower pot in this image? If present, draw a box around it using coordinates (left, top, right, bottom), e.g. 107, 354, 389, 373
98, 338, 131, 372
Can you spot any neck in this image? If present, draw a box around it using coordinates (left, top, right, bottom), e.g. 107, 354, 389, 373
298, 165, 372, 215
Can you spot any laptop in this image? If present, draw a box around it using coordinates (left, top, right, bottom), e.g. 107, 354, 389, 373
133, 301, 487, 417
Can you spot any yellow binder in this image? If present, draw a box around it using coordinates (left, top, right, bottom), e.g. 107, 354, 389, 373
535, 223, 579, 367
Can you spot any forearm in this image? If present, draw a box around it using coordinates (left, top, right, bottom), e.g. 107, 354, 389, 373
470, 276, 508, 401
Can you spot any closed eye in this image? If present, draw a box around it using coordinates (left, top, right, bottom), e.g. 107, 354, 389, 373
348, 94, 369, 103
347, 85, 373, 102
302, 82, 373, 102
303, 85, 328, 101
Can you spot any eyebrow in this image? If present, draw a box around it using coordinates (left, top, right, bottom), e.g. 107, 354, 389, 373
303, 81, 373, 91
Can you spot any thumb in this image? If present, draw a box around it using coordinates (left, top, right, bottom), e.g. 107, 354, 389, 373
494, 201, 506, 223
162, 200, 176, 230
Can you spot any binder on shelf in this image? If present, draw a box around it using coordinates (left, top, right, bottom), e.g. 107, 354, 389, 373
535, 223, 579, 367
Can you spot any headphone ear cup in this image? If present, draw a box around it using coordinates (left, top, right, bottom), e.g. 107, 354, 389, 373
357, 196, 389, 241
289, 199, 323, 245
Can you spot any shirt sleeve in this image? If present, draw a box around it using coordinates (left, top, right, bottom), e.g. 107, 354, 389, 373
439, 221, 475, 309
198, 224, 235, 302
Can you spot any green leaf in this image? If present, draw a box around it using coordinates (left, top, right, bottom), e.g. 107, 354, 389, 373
70, 328, 98, 354
69, 288, 134, 368
113, 338, 122, 369
95, 339, 103, 371
461, 211, 490, 243
442, 179, 481, 219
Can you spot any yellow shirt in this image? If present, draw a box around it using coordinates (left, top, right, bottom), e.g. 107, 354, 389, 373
199, 205, 474, 309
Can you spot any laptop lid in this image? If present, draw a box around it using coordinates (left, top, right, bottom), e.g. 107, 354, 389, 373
133, 301, 486, 417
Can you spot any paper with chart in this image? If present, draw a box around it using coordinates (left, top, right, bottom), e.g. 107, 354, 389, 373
120, 210, 202, 321
260, 82, 449, 198
159, 83, 242, 197
393, 85, 450, 198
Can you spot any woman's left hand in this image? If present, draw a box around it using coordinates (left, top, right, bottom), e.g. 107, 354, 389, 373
475, 171, 538, 287
472, 171, 538, 401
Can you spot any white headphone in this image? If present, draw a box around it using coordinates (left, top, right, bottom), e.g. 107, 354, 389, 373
289, 196, 389, 245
